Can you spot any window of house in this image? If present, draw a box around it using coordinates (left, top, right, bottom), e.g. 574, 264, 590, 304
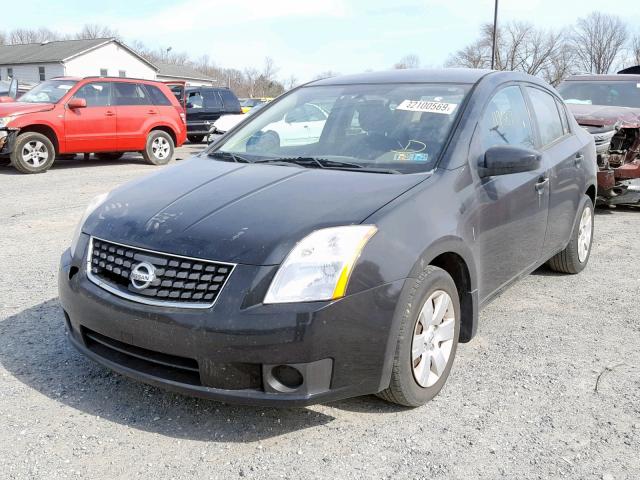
100, 69, 108, 77
8, 67, 13, 79
526, 87, 565, 147
119, 70, 126, 78
38, 66, 45, 81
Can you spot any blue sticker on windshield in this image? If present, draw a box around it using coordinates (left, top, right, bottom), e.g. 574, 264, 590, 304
393, 152, 429, 162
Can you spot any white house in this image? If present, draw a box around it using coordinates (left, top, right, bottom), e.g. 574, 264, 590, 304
0, 38, 216, 86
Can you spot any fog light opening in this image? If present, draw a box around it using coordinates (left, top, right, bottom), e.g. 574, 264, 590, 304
267, 365, 304, 392
68, 266, 79, 280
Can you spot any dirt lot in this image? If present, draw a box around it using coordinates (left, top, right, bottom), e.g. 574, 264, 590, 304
0, 146, 638, 480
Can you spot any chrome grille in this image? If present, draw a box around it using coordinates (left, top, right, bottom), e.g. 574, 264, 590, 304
87, 237, 234, 308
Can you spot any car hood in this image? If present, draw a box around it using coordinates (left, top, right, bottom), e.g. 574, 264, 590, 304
84, 157, 428, 265
0, 102, 55, 117
566, 103, 640, 128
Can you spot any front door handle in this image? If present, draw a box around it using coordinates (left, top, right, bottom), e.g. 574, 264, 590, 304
105, 111, 115, 117
574, 153, 584, 166
535, 177, 549, 193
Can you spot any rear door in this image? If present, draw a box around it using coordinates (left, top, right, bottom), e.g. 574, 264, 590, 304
471, 84, 550, 301
113, 82, 154, 151
524, 86, 585, 257
64, 81, 116, 153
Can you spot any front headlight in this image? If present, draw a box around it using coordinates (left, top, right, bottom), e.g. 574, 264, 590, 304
69, 192, 109, 257
0, 116, 13, 128
264, 225, 377, 304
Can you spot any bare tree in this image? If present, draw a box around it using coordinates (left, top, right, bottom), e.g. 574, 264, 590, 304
8, 27, 61, 44
243, 67, 259, 97
572, 12, 628, 73
393, 54, 420, 69
631, 34, 640, 66
75, 24, 119, 40
285, 74, 299, 90
0, 31, 6, 45
446, 21, 576, 85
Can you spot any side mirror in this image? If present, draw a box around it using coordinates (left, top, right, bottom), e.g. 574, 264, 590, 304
8, 78, 18, 99
68, 97, 87, 109
479, 145, 541, 177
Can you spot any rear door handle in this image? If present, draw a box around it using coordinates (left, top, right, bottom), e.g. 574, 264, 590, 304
147, 109, 158, 115
535, 177, 549, 193
105, 111, 115, 117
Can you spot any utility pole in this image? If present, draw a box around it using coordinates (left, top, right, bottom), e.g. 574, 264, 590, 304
491, 0, 498, 70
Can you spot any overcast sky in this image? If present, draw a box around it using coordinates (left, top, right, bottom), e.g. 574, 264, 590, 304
6, 0, 640, 81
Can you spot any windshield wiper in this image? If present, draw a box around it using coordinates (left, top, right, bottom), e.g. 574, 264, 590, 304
207, 151, 251, 163
254, 157, 401, 174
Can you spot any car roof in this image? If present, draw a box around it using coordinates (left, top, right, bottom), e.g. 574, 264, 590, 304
563, 74, 640, 82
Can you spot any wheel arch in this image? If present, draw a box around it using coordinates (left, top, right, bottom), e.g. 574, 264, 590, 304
585, 184, 596, 206
408, 237, 479, 343
15, 124, 60, 154
148, 125, 177, 145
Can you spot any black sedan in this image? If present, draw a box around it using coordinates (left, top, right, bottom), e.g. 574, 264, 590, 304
59, 69, 597, 407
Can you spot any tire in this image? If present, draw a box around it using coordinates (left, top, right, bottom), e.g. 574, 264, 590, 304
547, 196, 594, 274
377, 266, 461, 407
188, 135, 204, 144
10, 132, 56, 174
142, 130, 174, 165
261, 131, 280, 152
96, 152, 125, 161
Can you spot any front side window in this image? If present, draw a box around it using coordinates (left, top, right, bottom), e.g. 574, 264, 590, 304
479, 85, 535, 151
73, 82, 111, 107
210, 83, 470, 174
19, 79, 77, 104
526, 87, 564, 147
557, 81, 640, 108
112, 82, 150, 106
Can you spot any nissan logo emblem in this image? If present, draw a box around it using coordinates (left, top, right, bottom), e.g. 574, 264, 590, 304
130, 262, 156, 290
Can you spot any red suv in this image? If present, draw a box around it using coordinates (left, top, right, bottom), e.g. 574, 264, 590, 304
0, 77, 187, 173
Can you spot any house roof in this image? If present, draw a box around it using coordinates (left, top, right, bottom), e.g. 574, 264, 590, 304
0, 38, 157, 70
155, 62, 216, 82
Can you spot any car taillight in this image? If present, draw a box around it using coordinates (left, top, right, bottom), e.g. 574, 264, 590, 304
179, 112, 186, 124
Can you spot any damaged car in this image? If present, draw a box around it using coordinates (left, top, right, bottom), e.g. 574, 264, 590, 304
558, 74, 640, 205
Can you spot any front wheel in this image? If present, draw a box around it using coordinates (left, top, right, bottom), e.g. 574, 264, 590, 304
377, 266, 461, 407
142, 130, 174, 165
547, 196, 594, 274
10, 132, 56, 174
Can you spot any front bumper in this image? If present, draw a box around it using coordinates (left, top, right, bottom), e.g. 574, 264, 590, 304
59, 238, 405, 407
0, 128, 18, 155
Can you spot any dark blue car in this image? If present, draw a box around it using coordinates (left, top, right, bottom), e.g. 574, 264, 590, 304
59, 69, 597, 407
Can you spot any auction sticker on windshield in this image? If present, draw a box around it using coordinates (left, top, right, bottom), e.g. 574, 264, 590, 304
397, 100, 457, 114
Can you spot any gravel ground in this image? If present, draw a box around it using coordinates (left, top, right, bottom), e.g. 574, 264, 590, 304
0, 146, 638, 480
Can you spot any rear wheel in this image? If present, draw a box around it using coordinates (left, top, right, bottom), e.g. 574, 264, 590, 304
10, 132, 56, 174
377, 266, 460, 407
96, 152, 125, 161
547, 196, 594, 274
142, 130, 174, 165
188, 135, 204, 144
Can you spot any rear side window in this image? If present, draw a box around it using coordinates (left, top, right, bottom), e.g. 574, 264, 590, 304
526, 87, 565, 146
220, 89, 241, 110
202, 89, 223, 109
73, 82, 111, 107
145, 84, 172, 106
479, 85, 535, 150
113, 82, 151, 106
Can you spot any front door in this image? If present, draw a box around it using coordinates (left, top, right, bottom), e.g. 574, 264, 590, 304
64, 82, 116, 153
471, 84, 550, 301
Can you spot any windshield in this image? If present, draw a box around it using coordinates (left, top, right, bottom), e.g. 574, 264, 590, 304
209, 83, 470, 174
558, 81, 640, 108
19, 80, 77, 104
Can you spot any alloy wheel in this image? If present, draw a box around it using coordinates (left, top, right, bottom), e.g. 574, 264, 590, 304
152, 137, 170, 160
21, 140, 49, 167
